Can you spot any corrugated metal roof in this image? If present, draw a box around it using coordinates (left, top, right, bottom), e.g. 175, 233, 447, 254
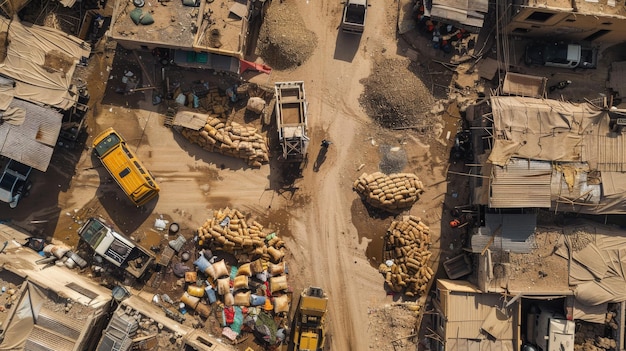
490, 159, 552, 208
470, 213, 537, 253
551, 164, 601, 205
0, 99, 62, 171
586, 132, 626, 172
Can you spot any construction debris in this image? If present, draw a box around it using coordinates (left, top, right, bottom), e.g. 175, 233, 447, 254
379, 216, 433, 297
180, 116, 269, 167
353, 172, 425, 212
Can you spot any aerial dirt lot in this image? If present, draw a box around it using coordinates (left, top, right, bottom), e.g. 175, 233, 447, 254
2, 0, 467, 350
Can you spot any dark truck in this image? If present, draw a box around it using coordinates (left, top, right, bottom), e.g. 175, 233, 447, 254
78, 217, 155, 279
524, 41, 598, 69
0, 159, 32, 208
341, 0, 367, 34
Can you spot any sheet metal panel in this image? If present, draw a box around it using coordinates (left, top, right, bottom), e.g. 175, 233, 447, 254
0, 99, 61, 171
490, 159, 552, 208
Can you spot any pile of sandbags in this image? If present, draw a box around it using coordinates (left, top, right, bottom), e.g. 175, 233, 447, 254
353, 172, 424, 212
379, 216, 433, 297
181, 116, 269, 167
197, 207, 286, 262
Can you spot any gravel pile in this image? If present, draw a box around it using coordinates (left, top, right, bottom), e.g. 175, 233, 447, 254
360, 55, 437, 130
256, 0, 317, 70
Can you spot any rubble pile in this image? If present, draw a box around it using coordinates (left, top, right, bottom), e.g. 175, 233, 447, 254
179, 207, 290, 345
379, 216, 433, 297
353, 172, 425, 212
180, 116, 269, 167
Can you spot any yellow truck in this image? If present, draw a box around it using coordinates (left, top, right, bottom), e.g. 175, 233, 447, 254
293, 287, 328, 351
92, 127, 160, 206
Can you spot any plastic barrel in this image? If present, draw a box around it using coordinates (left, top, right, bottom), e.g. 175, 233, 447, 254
250, 294, 266, 306
205, 287, 217, 304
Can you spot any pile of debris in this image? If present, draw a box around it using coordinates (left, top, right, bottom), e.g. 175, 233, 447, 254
353, 172, 425, 212
180, 117, 269, 167
379, 216, 433, 297
187, 207, 290, 345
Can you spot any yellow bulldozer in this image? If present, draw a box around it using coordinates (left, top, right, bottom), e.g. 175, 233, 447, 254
293, 287, 328, 351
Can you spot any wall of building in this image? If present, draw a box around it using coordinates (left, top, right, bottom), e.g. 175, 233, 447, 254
507, 6, 626, 44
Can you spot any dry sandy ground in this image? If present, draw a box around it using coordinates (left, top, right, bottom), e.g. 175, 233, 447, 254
2, 0, 455, 350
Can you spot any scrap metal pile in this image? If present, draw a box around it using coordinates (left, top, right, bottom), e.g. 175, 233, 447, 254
186, 207, 290, 345
379, 216, 433, 297
353, 172, 425, 212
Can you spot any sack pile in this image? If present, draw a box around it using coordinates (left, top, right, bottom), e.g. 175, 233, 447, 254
379, 216, 433, 297
181, 116, 269, 167
353, 172, 424, 212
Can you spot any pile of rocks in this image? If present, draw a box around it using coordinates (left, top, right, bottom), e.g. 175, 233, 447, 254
181, 116, 269, 167
379, 216, 433, 297
353, 172, 424, 212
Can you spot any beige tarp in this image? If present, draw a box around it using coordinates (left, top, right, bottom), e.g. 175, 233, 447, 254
488, 96, 608, 166
0, 282, 47, 350
556, 223, 626, 306
501, 72, 547, 98
0, 17, 91, 110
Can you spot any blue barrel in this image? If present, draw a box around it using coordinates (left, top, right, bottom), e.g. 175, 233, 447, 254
205, 286, 217, 304
250, 294, 266, 306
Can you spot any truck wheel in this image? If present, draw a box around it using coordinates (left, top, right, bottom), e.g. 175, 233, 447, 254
23, 182, 32, 197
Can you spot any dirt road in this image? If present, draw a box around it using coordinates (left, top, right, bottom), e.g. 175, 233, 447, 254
0, 0, 451, 349
258, 1, 448, 350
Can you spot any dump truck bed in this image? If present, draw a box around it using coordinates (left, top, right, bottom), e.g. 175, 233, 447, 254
274, 81, 310, 161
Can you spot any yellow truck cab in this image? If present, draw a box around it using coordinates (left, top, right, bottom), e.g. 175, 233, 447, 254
293, 287, 328, 351
92, 127, 159, 206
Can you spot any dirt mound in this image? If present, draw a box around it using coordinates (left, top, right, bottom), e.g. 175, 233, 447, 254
256, 0, 317, 70
360, 54, 436, 129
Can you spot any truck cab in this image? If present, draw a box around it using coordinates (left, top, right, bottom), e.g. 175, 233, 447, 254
78, 217, 155, 279
524, 41, 597, 69
531, 308, 575, 351
0, 159, 32, 208
341, 0, 367, 34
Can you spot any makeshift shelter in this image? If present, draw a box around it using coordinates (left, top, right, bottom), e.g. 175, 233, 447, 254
0, 16, 90, 110
484, 96, 626, 214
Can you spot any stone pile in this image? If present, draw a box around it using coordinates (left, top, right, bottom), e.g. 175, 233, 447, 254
353, 172, 424, 212
181, 116, 269, 167
379, 216, 433, 297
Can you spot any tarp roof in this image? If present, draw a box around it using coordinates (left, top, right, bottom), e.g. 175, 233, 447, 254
0, 16, 90, 110
488, 96, 626, 172
555, 222, 626, 308
486, 96, 626, 214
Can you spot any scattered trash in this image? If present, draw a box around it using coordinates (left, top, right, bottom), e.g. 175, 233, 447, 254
154, 218, 169, 230
169, 234, 186, 252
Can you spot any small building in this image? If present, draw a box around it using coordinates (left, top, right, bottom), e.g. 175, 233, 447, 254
0, 17, 90, 110
107, 0, 266, 68
431, 279, 519, 351
505, 0, 626, 44
0, 223, 112, 351
474, 95, 626, 215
